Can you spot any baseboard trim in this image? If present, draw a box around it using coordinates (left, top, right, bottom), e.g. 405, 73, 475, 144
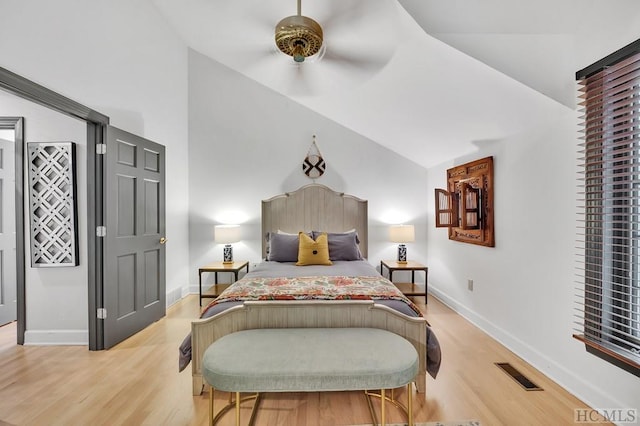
428, 285, 625, 411
166, 286, 185, 308
23, 329, 88, 346
24, 287, 187, 345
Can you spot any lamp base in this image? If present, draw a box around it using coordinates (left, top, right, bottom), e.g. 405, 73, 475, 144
223, 244, 234, 264
397, 244, 407, 264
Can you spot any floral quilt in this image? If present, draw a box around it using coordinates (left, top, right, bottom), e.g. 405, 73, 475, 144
202, 275, 422, 317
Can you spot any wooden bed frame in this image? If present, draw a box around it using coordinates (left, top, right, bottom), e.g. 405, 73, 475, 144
261, 184, 369, 259
191, 184, 428, 395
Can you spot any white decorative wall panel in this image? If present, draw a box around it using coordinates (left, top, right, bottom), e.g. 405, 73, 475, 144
28, 142, 78, 267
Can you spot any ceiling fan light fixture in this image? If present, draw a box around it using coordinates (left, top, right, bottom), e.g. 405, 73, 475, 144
292, 41, 306, 63
275, 15, 323, 63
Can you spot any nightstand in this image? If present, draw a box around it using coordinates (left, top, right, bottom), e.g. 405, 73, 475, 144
198, 260, 249, 306
380, 259, 428, 304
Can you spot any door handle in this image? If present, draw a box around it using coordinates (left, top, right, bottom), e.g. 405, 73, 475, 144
160, 237, 167, 245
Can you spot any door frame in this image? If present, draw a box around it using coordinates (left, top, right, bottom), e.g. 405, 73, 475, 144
0, 116, 24, 343
0, 66, 109, 350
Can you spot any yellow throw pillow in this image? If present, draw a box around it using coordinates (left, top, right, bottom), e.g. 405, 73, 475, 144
296, 232, 332, 266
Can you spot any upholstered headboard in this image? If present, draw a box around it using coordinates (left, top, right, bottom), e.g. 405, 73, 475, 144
262, 184, 368, 259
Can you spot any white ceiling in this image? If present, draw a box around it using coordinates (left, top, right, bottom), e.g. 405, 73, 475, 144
151, 0, 640, 168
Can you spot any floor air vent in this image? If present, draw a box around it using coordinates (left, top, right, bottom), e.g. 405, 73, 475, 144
495, 362, 543, 391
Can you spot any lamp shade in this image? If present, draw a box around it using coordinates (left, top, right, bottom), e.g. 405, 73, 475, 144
215, 225, 241, 244
389, 224, 415, 243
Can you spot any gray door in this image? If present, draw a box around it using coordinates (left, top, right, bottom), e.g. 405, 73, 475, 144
104, 126, 166, 348
0, 137, 16, 327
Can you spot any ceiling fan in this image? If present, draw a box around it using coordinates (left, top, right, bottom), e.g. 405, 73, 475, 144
266, 0, 400, 96
274, 0, 324, 63
151, 0, 400, 96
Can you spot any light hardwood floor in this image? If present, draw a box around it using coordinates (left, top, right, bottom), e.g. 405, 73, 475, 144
0, 294, 599, 425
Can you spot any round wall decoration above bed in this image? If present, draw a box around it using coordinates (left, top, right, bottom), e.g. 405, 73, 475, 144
302, 135, 325, 179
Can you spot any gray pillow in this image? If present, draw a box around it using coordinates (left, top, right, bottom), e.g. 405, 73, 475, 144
267, 232, 303, 262
313, 231, 363, 261
265, 231, 300, 259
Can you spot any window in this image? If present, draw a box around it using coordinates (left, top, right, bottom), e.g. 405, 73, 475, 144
575, 39, 640, 376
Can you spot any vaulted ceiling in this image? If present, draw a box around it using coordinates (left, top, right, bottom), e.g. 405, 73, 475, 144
152, 0, 640, 168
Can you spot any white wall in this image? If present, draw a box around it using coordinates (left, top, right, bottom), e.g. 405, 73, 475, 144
187, 50, 429, 288
0, 90, 88, 344
0, 0, 190, 343
425, 49, 640, 418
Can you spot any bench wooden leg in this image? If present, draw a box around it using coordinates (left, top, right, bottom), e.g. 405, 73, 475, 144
381, 388, 386, 425
407, 382, 413, 426
235, 392, 241, 426
209, 387, 214, 426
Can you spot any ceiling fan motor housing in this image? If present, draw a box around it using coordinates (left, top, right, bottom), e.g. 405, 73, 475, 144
275, 15, 323, 62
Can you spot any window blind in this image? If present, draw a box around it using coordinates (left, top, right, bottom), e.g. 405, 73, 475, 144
575, 39, 640, 375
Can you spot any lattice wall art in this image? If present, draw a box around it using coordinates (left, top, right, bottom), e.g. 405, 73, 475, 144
28, 142, 78, 267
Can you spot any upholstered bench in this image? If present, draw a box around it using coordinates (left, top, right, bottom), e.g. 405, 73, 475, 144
202, 327, 419, 426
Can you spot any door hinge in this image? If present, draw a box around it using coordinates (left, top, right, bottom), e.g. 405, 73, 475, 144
96, 226, 106, 237
97, 308, 107, 319
96, 144, 106, 154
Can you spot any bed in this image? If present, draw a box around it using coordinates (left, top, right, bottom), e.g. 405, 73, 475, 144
180, 184, 441, 395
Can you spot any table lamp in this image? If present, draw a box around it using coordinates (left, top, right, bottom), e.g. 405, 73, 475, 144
215, 225, 240, 264
389, 224, 415, 264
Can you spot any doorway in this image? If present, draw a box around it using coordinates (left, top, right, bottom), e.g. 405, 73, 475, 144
1, 67, 166, 350
0, 66, 106, 349
0, 117, 25, 344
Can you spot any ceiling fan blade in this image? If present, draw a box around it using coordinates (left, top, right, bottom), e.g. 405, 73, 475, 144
289, 65, 318, 97
153, 0, 285, 58
318, 0, 399, 76
319, 0, 397, 34
322, 44, 392, 72
242, 60, 320, 97
312, 0, 369, 31
267, 61, 363, 98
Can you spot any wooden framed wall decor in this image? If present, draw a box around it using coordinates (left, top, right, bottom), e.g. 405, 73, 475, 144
434, 156, 494, 247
